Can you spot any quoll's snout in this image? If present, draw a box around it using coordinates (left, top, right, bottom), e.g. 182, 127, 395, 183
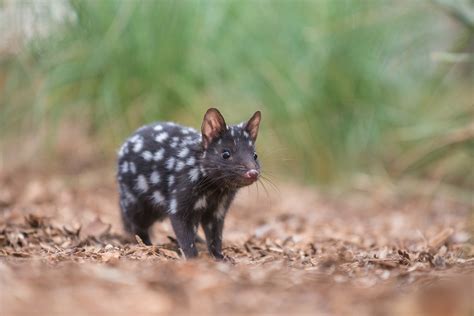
244, 169, 259, 181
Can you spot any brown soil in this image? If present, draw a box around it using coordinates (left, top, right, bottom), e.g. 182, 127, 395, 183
0, 167, 472, 316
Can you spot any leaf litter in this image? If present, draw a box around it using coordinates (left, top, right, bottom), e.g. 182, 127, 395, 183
0, 169, 472, 316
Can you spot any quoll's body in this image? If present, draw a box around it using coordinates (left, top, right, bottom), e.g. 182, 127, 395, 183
117, 108, 261, 259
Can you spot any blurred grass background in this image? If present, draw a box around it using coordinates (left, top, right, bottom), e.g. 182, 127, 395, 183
0, 0, 473, 186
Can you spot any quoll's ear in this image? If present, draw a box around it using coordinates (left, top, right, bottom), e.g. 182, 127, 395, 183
201, 108, 227, 149
245, 111, 261, 141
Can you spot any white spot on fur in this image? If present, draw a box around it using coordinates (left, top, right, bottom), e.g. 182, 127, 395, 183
166, 157, 176, 170
136, 175, 149, 192
150, 171, 160, 184
151, 190, 165, 205
189, 168, 199, 182
154, 125, 164, 131
194, 196, 207, 210
141, 151, 153, 161
186, 156, 195, 166
243, 131, 249, 138
169, 198, 177, 214
121, 184, 136, 203
121, 161, 129, 173
170, 141, 178, 148
120, 198, 129, 208
175, 161, 185, 172
130, 135, 140, 143
155, 132, 169, 143
200, 166, 207, 176
129, 162, 137, 174
178, 148, 189, 158
133, 138, 143, 152
118, 143, 129, 156
153, 148, 165, 161
168, 175, 175, 187
248, 140, 253, 146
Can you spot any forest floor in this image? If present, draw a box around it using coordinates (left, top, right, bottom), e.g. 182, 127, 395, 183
0, 165, 472, 316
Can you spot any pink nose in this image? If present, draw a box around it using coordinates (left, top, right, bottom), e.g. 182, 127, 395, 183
244, 169, 259, 180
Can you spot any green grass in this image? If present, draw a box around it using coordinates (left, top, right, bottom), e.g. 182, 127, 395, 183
1, 0, 472, 186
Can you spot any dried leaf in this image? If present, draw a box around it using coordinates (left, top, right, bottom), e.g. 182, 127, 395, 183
429, 228, 454, 251
79, 217, 111, 240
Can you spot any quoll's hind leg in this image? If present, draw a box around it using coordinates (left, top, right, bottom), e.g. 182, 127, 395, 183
201, 211, 225, 260
169, 214, 199, 259
119, 198, 154, 245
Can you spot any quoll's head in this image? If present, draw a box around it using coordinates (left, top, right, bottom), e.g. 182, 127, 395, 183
201, 108, 262, 188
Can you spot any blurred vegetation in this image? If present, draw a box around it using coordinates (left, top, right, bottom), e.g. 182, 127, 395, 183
0, 0, 473, 186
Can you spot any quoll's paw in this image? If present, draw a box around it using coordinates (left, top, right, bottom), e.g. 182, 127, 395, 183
211, 252, 225, 261
221, 254, 235, 264
211, 251, 234, 263
198, 251, 234, 263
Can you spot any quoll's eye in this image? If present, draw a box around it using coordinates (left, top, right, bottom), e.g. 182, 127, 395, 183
222, 150, 231, 160
253, 152, 258, 160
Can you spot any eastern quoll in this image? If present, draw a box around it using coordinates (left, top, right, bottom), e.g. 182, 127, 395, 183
117, 108, 261, 259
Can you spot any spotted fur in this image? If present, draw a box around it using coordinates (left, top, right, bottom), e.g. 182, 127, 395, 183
117, 108, 262, 259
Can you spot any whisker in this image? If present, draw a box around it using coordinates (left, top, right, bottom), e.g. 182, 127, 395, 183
257, 178, 270, 197
260, 175, 280, 194
255, 178, 260, 200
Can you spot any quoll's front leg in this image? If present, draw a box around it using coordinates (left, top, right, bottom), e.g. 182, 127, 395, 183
169, 214, 199, 259
201, 210, 226, 260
